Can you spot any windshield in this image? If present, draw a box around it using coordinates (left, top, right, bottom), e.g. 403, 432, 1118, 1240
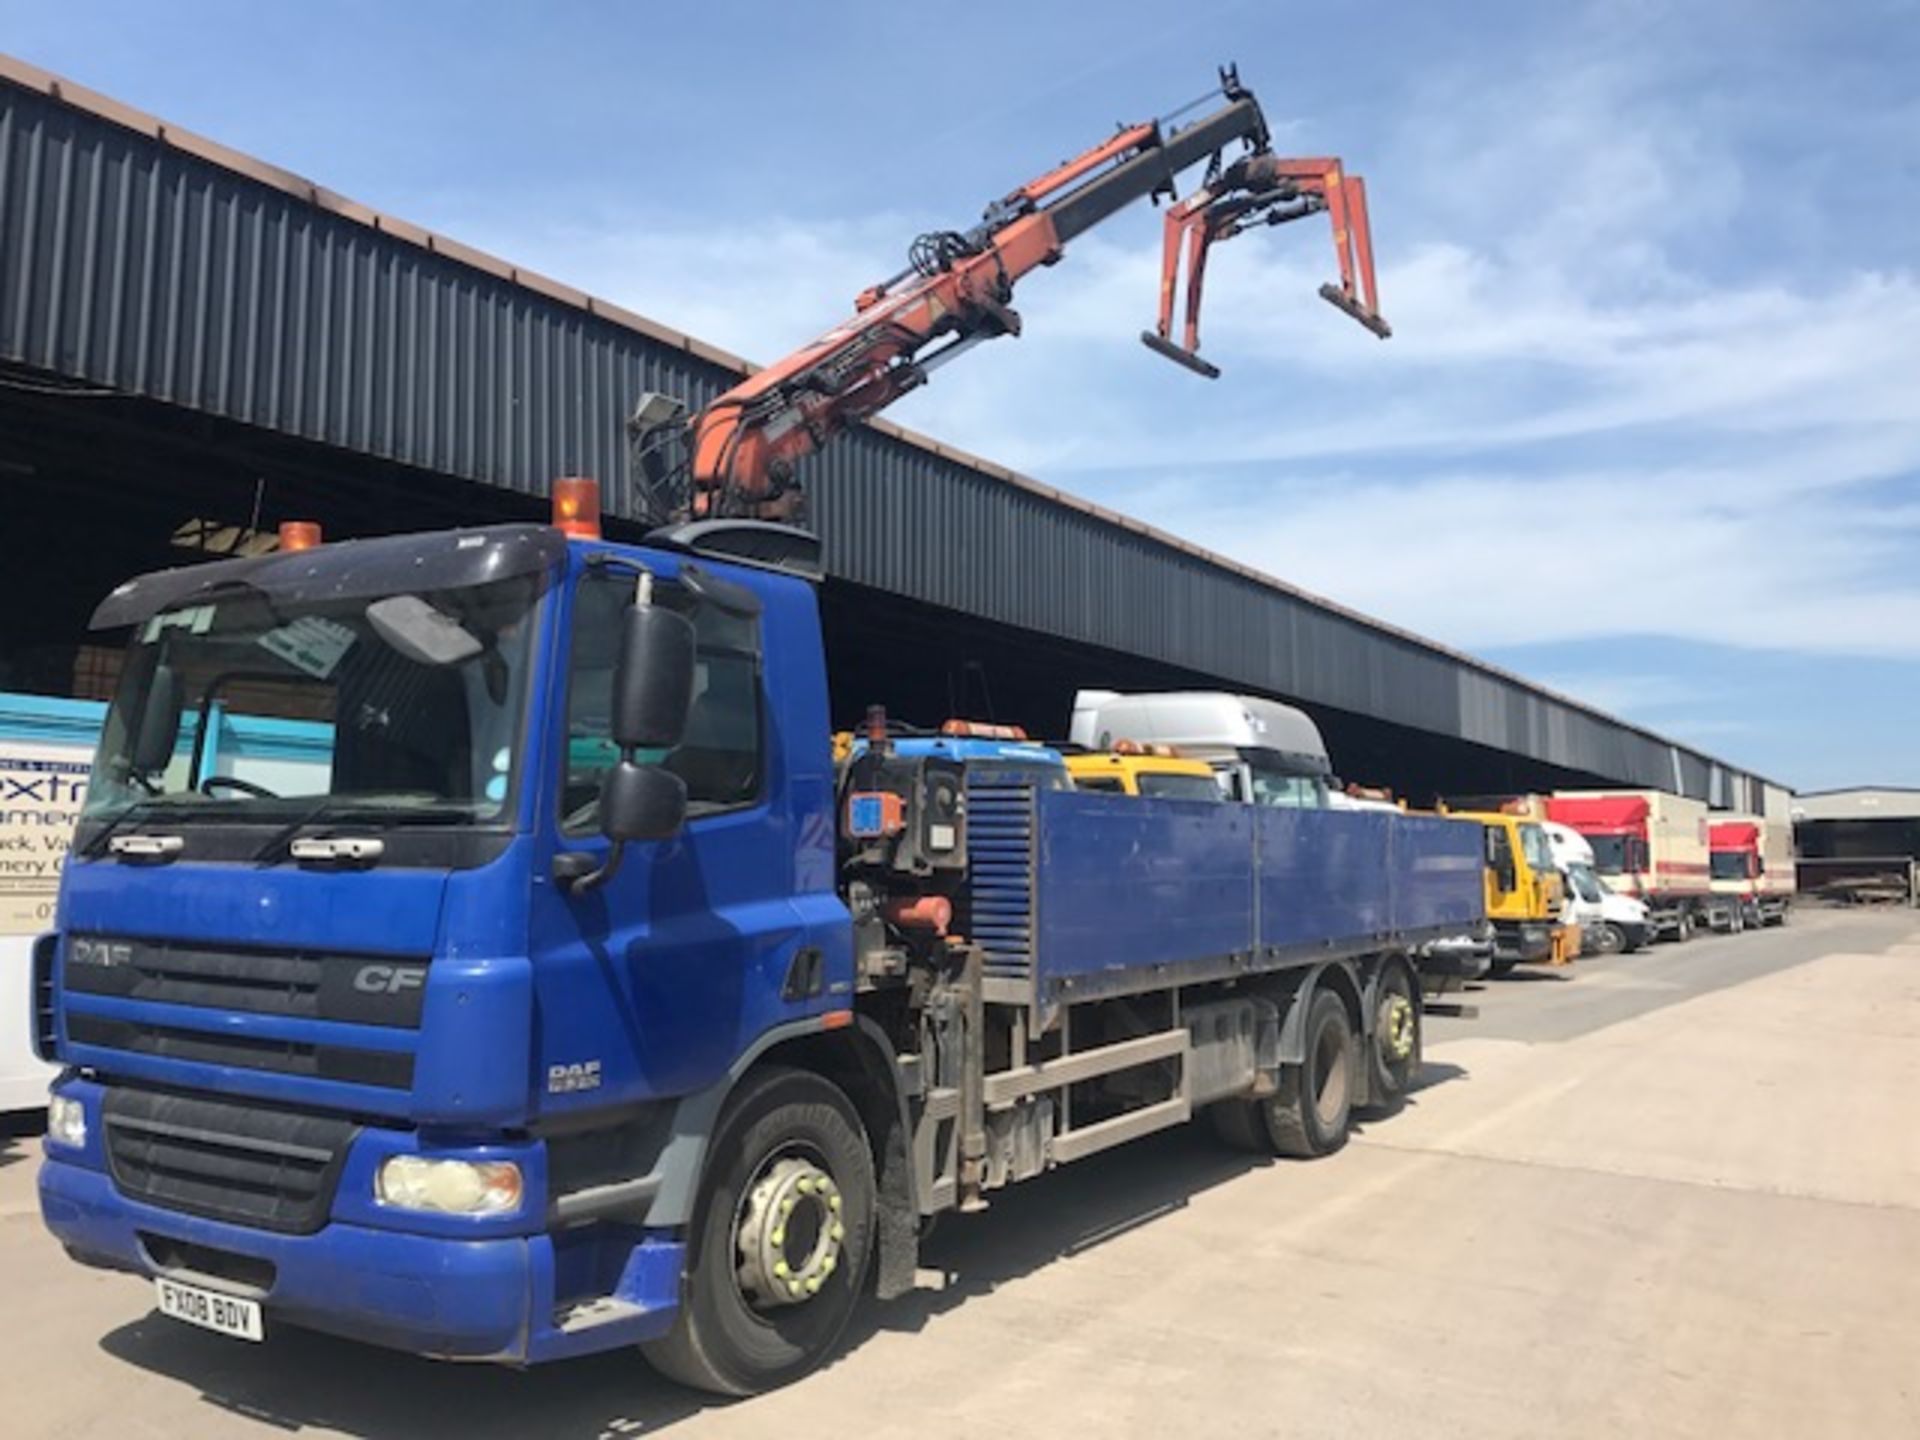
1586, 834, 1629, 874
1567, 862, 1604, 904
1711, 851, 1750, 880
972, 762, 1073, 792
83, 576, 540, 827
1138, 771, 1225, 802
1519, 823, 1555, 873
1246, 764, 1326, 809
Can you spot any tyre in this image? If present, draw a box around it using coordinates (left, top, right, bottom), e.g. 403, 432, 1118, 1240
1728, 906, 1745, 934
641, 1066, 875, 1396
1674, 911, 1695, 942
1589, 922, 1626, 956
1265, 989, 1355, 1159
1363, 963, 1420, 1112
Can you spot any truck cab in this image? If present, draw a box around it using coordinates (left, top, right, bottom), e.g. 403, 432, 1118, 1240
1709, 817, 1793, 928
39, 517, 859, 1382
1064, 746, 1222, 800
1067, 690, 1330, 807
1445, 809, 1572, 974
1709, 823, 1763, 930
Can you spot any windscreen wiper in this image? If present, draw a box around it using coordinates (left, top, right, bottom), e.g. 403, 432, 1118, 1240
251, 799, 479, 865
78, 799, 190, 860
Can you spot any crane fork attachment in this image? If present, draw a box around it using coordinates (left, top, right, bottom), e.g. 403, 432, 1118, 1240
1142, 153, 1391, 379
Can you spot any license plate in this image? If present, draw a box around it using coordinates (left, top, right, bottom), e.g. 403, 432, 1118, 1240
154, 1276, 264, 1341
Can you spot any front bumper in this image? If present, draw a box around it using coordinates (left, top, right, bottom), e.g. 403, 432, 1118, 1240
1491, 921, 1553, 964
39, 1155, 684, 1365
1416, 933, 1494, 983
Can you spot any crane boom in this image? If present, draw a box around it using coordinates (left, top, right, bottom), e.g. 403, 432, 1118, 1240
636, 67, 1388, 523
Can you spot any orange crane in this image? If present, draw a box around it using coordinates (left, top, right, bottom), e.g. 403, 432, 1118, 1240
632, 66, 1388, 523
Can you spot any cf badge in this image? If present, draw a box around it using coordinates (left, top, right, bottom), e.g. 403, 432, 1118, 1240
352, 965, 427, 995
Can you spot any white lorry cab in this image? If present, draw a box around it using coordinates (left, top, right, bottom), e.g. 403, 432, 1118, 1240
1542, 819, 1650, 955
1068, 690, 1331, 807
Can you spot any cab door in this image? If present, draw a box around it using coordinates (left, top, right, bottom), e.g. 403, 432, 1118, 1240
524, 562, 844, 1120
1484, 823, 1521, 921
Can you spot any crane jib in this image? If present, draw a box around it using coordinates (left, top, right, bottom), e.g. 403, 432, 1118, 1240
1046, 98, 1267, 244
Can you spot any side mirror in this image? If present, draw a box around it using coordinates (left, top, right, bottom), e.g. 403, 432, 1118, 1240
559, 595, 696, 896
612, 603, 695, 751
599, 759, 687, 844
132, 665, 181, 778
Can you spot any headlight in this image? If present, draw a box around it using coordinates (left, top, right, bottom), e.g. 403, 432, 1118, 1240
376, 1155, 524, 1216
47, 1094, 87, 1149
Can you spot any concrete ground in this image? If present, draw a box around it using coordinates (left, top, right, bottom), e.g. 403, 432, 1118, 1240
6, 907, 1918, 1438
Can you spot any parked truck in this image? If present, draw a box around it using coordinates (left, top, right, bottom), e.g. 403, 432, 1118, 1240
1709, 816, 1794, 928
34, 500, 1490, 1393
1441, 806, 1576, 974
1545, 790, 1731, 939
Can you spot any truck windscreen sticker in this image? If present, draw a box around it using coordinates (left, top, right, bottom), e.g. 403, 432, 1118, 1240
256, 616, 357, 679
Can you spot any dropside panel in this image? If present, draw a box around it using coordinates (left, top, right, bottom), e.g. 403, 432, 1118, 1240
1033, 791, 1254, 992
1388, 814, 1486, 933
1256, 808, 1393, 947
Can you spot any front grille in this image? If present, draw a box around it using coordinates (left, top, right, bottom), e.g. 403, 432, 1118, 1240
104, 1088, 356, 1234
69, 1015, 413, 1090
64, 936, 429, 1028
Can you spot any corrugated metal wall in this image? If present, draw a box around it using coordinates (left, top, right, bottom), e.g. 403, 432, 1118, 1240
0, 72, 1764, 798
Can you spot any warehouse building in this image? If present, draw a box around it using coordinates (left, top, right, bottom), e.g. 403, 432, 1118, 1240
0, 54, 1783, 807
1792, 789, 1920, 904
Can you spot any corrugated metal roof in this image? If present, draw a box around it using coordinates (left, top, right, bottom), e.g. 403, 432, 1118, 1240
1792, 789, 1920, 823
0, 52, 1782, 796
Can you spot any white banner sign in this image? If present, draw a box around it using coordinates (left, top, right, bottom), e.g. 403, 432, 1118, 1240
0, 742, 90, 935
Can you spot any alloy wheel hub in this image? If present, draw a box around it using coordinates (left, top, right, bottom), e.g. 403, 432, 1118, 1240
735, 1157, 844, 1309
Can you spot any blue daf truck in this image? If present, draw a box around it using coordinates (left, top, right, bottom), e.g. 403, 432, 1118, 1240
35, 504, 1484, 1394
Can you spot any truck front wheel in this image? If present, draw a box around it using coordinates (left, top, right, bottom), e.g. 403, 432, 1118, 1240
1267, 989, 1355, 1158
642, 1066, 876, 1396
1590, 922, 1626, 956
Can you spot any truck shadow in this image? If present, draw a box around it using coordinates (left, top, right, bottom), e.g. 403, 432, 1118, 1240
94, 1077, 1472, 1438
1, 1109, 45, 1168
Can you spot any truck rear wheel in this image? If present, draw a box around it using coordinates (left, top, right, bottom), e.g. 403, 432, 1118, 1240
1364, 963, 1420, 1112
642, 1066, 875, 1396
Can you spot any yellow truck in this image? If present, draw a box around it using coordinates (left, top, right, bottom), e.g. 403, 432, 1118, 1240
1444, 807, 1577, 975
1065, 746, 1224, 800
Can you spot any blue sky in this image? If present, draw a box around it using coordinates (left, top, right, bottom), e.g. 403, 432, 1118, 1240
7, 0, 1918, 790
